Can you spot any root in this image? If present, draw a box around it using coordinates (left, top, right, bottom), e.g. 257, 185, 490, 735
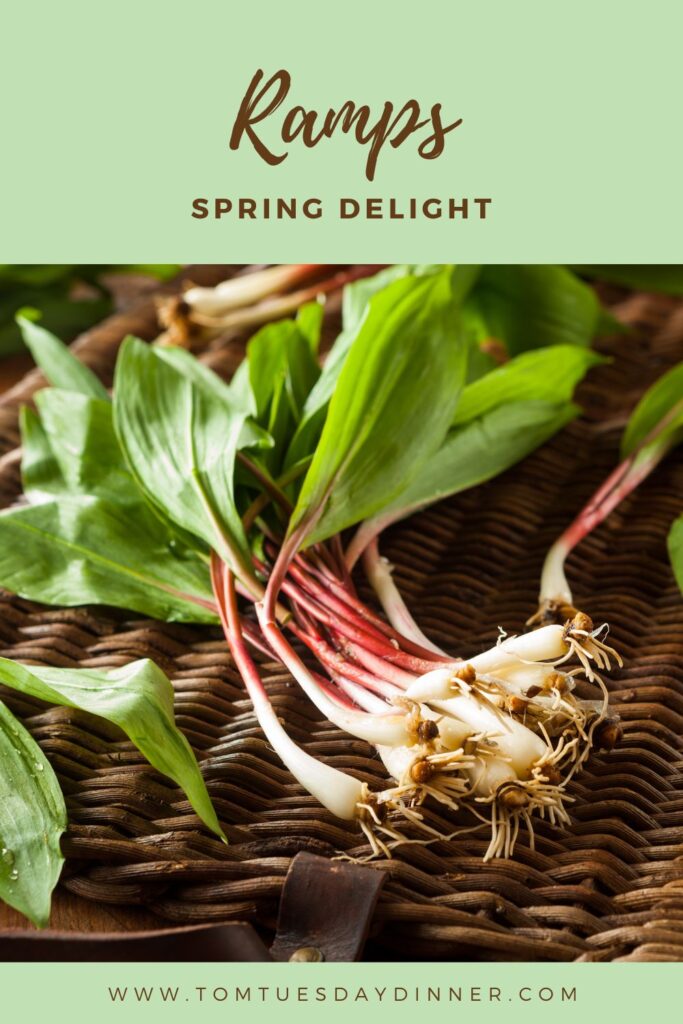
477, 777, 572, 861
560, 616, 623, 682
380, 746, 477, 813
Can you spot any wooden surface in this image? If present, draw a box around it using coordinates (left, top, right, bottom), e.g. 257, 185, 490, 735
0, 891, 163, 932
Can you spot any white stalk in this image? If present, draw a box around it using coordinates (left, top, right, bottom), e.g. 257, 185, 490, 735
469, 625, 569, 674
406, 667, 457, 702
184, 266, 309, 318
251, 690, 363, 820
405, 626, 570, 704
538, 538, 573, 607
431, 694, 548, 776
467, 755, 517, 796
489, 663, 572, 695
435, 713, 474, 750
363, 546, 446, 655
378, 744, 422, 782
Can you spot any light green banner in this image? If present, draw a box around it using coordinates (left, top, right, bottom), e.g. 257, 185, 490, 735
0, 962, 676, 1022
2, 0, 682, 262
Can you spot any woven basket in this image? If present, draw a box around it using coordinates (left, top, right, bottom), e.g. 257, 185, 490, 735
1, 269, 682, 962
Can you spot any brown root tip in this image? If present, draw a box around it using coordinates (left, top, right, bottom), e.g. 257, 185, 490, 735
540, 766, 562, 786
595, 721, 623, 751
416, 719, 439, 743
454, 663, 476, 685
410, 759, 435, 785
547, 671, 567, 692
529, 600, 579, 627
507, 696, 528, 715
498, 784, 530, 810
360, 796, 387, 825
570, 612, 594, 634
156, 296, 195, 348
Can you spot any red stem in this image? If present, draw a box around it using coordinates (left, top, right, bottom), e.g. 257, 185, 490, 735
288, 621, 400, 699
289, 554, 447, 662
210, 553, 267, 702
557, 450, 665, 556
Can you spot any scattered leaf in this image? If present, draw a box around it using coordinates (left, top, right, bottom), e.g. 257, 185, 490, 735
0, 658, 224, 841
0, 700, 66, 927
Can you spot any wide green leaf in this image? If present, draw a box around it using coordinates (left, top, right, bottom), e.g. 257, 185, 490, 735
295, 301, 324, 354
17, 316, 109, 399
284, 266, 477, 470
452, 345, 604, 426
575, 265, 683, 297
358, 346, 602, 542
465, 266, 602, 356
0, 658, 224, 841
20, 407, 64, 502
359, 400, 578, 540
621, 361, 683, 458
0, 496, 216, 623
290, 269, 470, 545
668, 516, 683, 594
248, 318, 320, 423
114, 337, 252, 576
154, 346, 270, 452
32, 389, 135, 502
1, 295, 111, 359
18, 387, 214, 585
0, 700, 66, 927
340, 264, 441, 333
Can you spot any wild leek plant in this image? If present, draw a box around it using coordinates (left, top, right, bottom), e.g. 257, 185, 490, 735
3, 264, 678, 891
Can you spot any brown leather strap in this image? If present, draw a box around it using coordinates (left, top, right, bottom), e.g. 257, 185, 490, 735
271, 852, 385, 963
0, 922, 272, 962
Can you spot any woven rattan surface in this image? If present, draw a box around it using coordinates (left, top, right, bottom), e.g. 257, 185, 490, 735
1, 272, 682, 961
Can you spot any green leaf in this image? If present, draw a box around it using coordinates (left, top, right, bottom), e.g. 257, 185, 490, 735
452, 346, 604, 426
114, 337, 251, 575
17, 316, 109, 399
154, 347, 271, 452
340, 264, 446, 333
465, 266, 602, 356
0, 266, 179, 357
0, 700, 66, 927
248, 320, 320, 423
0, 265, 78, 288
621, 361, 683, 459
290, 270, 470, 545
32, 389, 135, 502
353, 346, 602, 545
20, 407, 65, 502
20, 383, 213, 561
296, 301, 324, 355
0, 658, 224, 841
359, 401, 579, 541
0, 496, 216, 623
668, 516, 683, 594
285, 265, 478, 471
575, 265, 683, 297
0, 294, 112, 359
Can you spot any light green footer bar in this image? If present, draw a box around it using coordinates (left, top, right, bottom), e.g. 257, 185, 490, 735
0, 962, 676, 1023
